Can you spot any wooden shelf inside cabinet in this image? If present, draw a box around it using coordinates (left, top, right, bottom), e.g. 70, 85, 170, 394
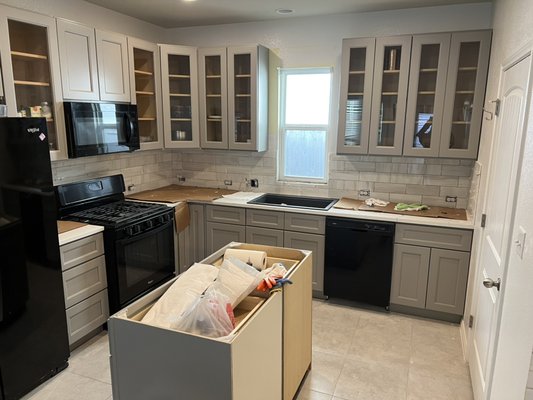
458, 67, 478, 71
136, 91, 155, 95
380, 121, 396, 124
135, 70, 153, 76
138, 117, 157, 121
348, 92, 364, 96
452, 121, 471, 124
169, 93, 191, 97
11, 51, 48, 60
169, 74, 190, 79
207, 118, 223, 122
420, 68, 438, 73
171, 118, 192, 121
14, 80, 50, 87
236, 119, 251, 123
206, 75, 221, 78
455, 91, 475, 94
235, 94, 251, 97
383, 70, 400, 74
418, 91, 436, 95
382, 92, 398, 95
235, 74, 252, 78
349, 70, 365, 75
206, 94, 222, 97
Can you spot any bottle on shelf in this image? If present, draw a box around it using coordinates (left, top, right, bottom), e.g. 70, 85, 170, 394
0, 96, 7, 117
41, 102, 52, 119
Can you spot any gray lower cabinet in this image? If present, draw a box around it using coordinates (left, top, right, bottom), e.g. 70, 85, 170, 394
391, 244, 430, 309
206, 221, 246, 254
246, 226, 284, 247
390, 224, 472, 320
60, 232, 109, 347
284, 231, 325, 295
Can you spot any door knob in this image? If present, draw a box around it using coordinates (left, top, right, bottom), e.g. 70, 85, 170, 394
483, 278, 501, 291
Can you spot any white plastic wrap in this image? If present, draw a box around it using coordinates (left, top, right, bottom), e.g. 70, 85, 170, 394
141, 263, 218, 329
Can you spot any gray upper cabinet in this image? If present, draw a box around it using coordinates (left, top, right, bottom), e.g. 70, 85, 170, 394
339, 30, 490, 159
337, 38, 375, 154
57, 19, 99, 101
368, 36, 411, 156
403, 33, 451, 157
227, 45, 269, 151
0, 6, 67, 160
57, 20, 130, 102
439, 30, 491, 159
160, 44, 200, 149
198, 47, 228, 149
128, 37, 164, 150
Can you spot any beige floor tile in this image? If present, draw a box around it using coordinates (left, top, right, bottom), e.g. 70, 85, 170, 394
334, 356, 409, 400
407, 362, 473, 400
301, 350, 345, 395
22, 371, 112, 400
346, 313, 412, 364
296, 386, 334, 400
68, 332, 112, 384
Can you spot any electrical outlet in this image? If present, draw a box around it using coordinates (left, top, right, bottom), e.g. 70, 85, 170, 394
177, 176, 186, 182
250, 178, 259, 188
359, 189, 370, 197
224, 179, 232, 186
445, 196, 457, 203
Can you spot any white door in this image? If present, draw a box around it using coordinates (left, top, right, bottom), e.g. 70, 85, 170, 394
469, 54, 531, 399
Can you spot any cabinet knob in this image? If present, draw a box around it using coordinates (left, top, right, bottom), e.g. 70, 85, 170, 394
482, 277, 501, 291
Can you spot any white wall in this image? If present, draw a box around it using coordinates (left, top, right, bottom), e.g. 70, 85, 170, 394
0, 0, 166, 42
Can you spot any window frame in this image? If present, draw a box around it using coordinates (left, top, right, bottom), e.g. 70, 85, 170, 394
278, 67, 332, 184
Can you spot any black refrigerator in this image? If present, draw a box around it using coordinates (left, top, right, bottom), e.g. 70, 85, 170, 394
0, 118, 69, 399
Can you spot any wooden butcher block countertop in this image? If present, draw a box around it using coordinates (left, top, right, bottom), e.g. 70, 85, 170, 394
127, 185, 237, 203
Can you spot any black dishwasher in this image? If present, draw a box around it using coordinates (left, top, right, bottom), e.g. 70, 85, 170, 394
324, 217, 395, 308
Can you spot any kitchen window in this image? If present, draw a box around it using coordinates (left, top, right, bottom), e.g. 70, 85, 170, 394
278, 68, 332, 183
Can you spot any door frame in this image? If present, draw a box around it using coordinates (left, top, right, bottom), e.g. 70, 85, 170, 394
466, 42, 533, 399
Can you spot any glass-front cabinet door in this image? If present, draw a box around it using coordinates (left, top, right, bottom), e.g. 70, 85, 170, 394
439, 31, 491, 159
403, 34, 451, 157
128, 37, 163, 150
160, 44, 199, 149
198, 47, 228, 149
337, 38, 375, 154
368, 36, 411, 155
227, 45, 268, 151
0, 6, 67, 160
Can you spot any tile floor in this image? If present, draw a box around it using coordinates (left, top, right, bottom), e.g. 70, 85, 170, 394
22, 301, 473, 400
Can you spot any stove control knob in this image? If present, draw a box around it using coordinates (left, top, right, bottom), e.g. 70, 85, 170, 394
144, 220, 153, 229
133, 225, 141, 235
126, 227, 134, 236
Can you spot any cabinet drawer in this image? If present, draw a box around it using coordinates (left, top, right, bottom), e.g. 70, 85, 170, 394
66, 289, 109, 345
246, 209, 284, 229
60, 233, 104, 271
246, 226, 284, 247
395, 224, 472, 251
284, 214, 325, 234
206, 205, 246, 224
63, 255, 107, 308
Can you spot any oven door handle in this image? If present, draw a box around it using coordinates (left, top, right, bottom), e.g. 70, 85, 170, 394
117, 220, 173, 245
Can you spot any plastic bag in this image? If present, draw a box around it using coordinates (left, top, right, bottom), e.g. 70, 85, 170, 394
213, 258, 264, 308
172, 288, 235, 338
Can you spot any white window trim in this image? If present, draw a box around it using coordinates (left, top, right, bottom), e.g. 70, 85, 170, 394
278, 67, 332, 184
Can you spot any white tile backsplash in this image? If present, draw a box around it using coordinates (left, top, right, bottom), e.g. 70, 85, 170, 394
52, 148, 474, 208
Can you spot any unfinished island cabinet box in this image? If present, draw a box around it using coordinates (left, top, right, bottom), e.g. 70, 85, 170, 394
160, 44, 200, 149
60, 232, 109, 346
0, 5, 68, 160
127, 37, 164, 150
390, 224, 473, 322
108, 243, 312, 400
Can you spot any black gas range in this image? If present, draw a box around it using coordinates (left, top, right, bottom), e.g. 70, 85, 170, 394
56, 175, 175, 313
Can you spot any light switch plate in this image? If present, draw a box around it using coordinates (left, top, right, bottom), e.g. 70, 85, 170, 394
514, 226, 526, 259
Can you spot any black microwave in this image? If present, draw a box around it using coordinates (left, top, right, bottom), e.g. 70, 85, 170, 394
64, 102, 140, 158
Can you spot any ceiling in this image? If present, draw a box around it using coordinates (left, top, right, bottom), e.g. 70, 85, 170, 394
84, 0, 489, 28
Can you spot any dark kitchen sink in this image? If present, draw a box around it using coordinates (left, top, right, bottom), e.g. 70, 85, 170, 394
247, 193, 338, 211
